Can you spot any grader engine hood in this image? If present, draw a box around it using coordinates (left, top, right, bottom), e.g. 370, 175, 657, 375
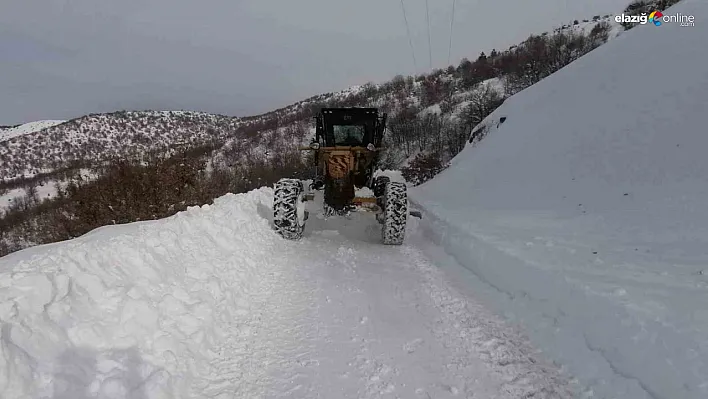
322, 149, 376, 180
325, 150, 354, 179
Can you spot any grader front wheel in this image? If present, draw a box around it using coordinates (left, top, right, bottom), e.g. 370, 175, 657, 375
273, 178, 307, 240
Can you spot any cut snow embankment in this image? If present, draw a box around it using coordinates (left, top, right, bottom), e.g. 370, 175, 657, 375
411, 1, 708, 398
0, 188, 306, 398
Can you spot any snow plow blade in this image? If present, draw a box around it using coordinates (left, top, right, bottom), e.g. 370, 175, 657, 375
353, 197, 377, 204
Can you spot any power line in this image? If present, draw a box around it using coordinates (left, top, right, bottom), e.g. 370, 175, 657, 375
425, 0, 433, 71
447, 0, 457, 66
399, 0, 418, 72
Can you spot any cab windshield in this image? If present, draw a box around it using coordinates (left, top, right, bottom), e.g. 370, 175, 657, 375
333, 125, 365, 146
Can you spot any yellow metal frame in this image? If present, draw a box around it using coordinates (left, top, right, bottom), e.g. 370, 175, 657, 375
299, 145, 382, 209
353, 197, 377, 204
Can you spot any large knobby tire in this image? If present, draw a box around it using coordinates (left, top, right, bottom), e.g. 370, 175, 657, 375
273, 178, 306, 240
382, 181, 408, 245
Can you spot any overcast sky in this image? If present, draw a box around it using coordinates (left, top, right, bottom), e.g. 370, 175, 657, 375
0, 0, 629, 125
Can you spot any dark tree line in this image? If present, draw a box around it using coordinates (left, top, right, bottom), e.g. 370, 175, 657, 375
0, 143, 308, 257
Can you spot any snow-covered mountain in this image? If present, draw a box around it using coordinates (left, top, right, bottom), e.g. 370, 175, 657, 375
0, 111, 241, 182
0, 14, 624, 186
0, 120, 66, 143
411, 0, 708, 398
0, 12, 624, 257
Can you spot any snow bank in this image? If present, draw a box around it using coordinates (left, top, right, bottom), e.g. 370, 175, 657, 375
373, 169, 406, 184
0, 120, 65, 142
0, 188, 298, 398
412, 0, 708, 398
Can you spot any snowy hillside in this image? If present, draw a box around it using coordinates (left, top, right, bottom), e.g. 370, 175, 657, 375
0, 120, 65, 142
212, 15, 624, 171
0, 111, 241, 182
0, 9, 620, 256
411, 0, 708, 398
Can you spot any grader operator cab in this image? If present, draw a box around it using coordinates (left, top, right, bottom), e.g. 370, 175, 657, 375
272, 107, 409, 245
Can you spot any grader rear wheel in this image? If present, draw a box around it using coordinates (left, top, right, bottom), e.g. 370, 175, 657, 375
381, 181, 407, 245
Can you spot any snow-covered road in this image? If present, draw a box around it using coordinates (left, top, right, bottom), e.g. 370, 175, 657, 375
0, 188, 573, 398
239, 203, 574, 398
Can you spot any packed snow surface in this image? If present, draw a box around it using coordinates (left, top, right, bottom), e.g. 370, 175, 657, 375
412, 1, 708, 398
0, 120, 65, 142
0, 188, 575, 398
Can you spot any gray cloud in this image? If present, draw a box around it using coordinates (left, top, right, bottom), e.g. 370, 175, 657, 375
0, 0, 628, 124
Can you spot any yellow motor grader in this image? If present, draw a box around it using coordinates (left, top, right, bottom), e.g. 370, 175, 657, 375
272, 107, 409, 245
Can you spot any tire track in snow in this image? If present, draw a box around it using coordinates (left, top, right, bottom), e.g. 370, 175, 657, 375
278, 205, 576, 398
401, 244, 577, 398
191, 204, 320, 398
